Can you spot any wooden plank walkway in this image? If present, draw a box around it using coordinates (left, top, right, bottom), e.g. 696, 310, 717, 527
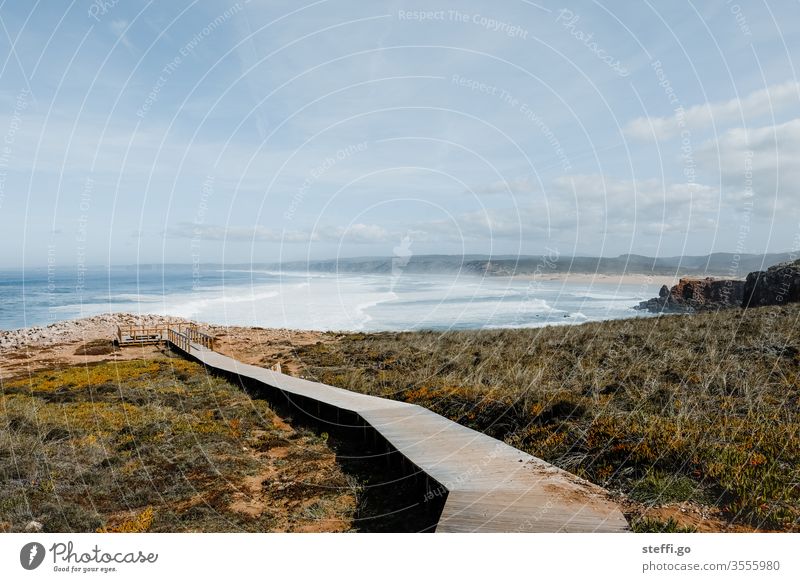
117, 323, 209, 347
166, 329, 629, 533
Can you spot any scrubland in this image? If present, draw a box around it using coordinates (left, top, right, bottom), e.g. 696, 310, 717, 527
293, 304, 800, 532
0, 357, 356, 532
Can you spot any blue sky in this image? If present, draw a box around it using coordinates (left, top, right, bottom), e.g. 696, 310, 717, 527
1, 0, 799, 268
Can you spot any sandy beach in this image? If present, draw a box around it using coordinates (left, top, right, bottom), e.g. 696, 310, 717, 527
506, 272, 681, 287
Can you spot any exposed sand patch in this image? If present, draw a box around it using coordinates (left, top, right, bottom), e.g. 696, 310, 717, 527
508, 272, 679, 287
621, 499, 760, 533
208, 326, 330, 376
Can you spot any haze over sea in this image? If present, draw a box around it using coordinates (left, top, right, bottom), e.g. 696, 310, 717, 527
0, 265, 661, 332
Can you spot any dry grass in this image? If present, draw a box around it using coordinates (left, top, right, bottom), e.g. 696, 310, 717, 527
0, 356, 356, 532
293, 304, 800, 532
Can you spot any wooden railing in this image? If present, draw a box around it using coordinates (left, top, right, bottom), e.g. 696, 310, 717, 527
118, 323, 213, 350
166, 328, 191, 352
117, 323, 193, 343
117, 325, 160, 343
184, 326, 214, 350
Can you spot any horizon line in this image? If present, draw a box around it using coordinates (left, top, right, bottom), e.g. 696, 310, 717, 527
3, 250, 796, 271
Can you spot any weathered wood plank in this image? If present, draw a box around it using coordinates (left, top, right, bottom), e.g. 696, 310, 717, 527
168, 335, 629, 533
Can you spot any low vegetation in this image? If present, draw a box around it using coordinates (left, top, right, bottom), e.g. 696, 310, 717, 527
295, 304, 800, 532
0, 356, 356, 532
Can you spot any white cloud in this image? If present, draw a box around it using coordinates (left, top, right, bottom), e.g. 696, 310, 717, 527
165, 223, 305, 242
552, 174, 718, 214
164, 168, 735, 251
315, 223, 391, 243
637, 217, 717, 236
165, 221, 392, 244
624, 81, 800, 140
697, 118, 800, 216
469, 177, 537, 195
422, 174, 721, 244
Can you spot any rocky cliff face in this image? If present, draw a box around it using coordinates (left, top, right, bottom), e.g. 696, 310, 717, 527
636, 277, 745, 313
742, 259, 800, 308
635, 258, 800, 313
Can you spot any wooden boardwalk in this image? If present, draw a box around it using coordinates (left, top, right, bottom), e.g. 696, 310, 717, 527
117, 323, 211, 347
166, 328, 629, 533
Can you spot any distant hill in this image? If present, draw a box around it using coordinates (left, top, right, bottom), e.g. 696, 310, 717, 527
270, 255, 519, 275
268, 253, 796, 279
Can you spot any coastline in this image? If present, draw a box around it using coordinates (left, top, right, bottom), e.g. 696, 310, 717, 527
0, 270, 667, 333
504, 272, 679, 287
502, 271, 749, 287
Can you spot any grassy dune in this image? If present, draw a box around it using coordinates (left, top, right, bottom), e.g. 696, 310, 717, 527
294, 304, 800, 532
0, 357, 356, 532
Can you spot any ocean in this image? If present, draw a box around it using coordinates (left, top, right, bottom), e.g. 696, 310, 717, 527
0, 265, 660, 331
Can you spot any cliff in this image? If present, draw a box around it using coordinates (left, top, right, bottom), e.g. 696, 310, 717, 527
636, 277, 745, 313
742, 259, 800, 308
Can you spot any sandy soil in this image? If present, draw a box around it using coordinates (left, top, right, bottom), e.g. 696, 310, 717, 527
620, 499, 757, 533
0, 314, 177, 380
508, 272, 679, 287
208, 326, 329, 377
0, 313, 326, 382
